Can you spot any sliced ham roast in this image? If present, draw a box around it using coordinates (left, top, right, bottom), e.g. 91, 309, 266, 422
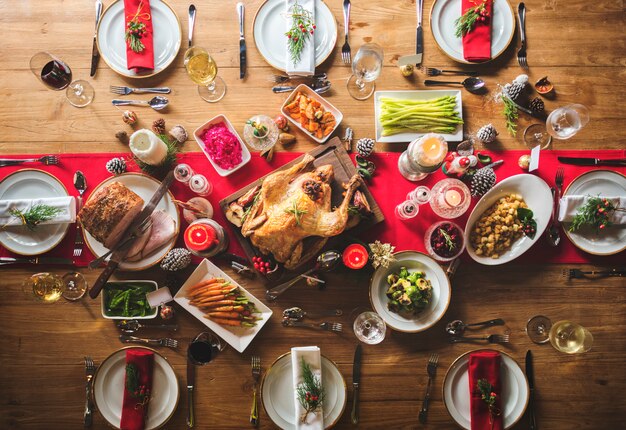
126, 210, 177, 261
79, 182, 144, 249
125, 221, 153, 261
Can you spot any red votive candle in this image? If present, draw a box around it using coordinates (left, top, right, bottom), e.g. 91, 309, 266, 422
342, 244, 369, 270
184, 222, 218, 252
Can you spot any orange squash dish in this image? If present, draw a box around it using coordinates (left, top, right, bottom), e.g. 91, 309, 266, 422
284, 92, 336, 139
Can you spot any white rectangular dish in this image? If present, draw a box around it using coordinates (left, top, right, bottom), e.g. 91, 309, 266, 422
281, 84, 343, 144
374, 90, 463, 143
193, 114, 251, 177
174, 259, 273, 353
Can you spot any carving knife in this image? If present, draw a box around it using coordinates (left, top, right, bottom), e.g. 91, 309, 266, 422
186, 356, 196, 428
237, 2, 246, 79
557, 156, 626, 167
90, 0, 103, 77
88, 170, 175, 299
526, 350, 537, 430
0, 257, 73, 266
399, 0, 424, 66
350, 344, 362, 424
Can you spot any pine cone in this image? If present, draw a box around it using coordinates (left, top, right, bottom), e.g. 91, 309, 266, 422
476, 124, 498, 143
470, 166, 497, 197
529, 97, 545, 114
106, 157, 127, 175
152, 118, 166, 135
504, 81, 525, 101
356, 138, 375, 157
160, 248, 192, 272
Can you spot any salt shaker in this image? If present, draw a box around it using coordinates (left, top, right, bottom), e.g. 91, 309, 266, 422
189, 174, 213, 197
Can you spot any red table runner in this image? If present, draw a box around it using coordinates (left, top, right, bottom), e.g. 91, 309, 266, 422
1, 149, 624, 266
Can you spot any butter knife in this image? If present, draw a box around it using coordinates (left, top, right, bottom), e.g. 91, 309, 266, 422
187, 356, 196, 428
90, 0, 103, 77
526, 350, 536, 430
351, 344, 362, 424
0, 257, 73, 266
89, 171, 175, 299
237, 2, 246, 79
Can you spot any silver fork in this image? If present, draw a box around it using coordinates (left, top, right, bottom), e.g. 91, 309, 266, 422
449, 334, 510, 344
282, 320, 343, 332
423, 67, 478, 77
84, 356, 96, 428
119, 334, 179, 349
341, 0, 351, 64
88, 217, 153, 268
418, 353, 439, 424
250, 356, 261, 426
0, 155, 59, 167
562, 268, 626, 280
109, 85, 171, 95
517, 3, 528, 69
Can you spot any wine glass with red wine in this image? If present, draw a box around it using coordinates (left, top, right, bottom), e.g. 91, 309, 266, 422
188, 332, 225, 365
30, 52, 94, 107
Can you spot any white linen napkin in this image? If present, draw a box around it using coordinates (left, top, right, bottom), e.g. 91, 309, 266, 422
0, 196, 76, 227
558, 195, 626, 224
291, 346, 324, 430
286, 0, 316, 76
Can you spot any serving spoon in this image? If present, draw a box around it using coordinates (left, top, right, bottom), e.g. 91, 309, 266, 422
423, 77, 486, 93
445, 318, 505, 336
112, 96, 169, 111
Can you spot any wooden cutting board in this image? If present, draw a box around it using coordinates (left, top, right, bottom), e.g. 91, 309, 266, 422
219, 137, 384, 279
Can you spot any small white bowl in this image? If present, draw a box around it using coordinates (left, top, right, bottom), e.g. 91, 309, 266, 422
281, 84, 343, 144
193, 114, 251, 177
101, 280, 158, 320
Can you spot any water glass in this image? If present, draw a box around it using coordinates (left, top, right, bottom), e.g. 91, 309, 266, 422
546, 104, 589, 140
347, 43, 384, 100
353, 311, 386, 344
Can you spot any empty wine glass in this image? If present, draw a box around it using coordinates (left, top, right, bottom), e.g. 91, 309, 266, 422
547, 104, 589, 140
184, 46, 226, 103
347, 43, 384, 100
526, 315, 552, 344
353, 311, 386, 344
523, 123, 552, 149
61, 272, 87, 301
30, 52, 94, 107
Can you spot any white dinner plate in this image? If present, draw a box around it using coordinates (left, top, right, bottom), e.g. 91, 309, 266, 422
370, 251, 451, 333
83, 173, 179, 271
261, 352, 346, 429
93, 347, 179, 430
174, 259, 273, 353
562, 170, 626, 255
0, 169, 69, 256
464, 174, 552, 265
430, 0, 515, 63
97, 0, 182, 78
443, 349, 529, 429
253, 0, 337, 71
374, 90, 463, 143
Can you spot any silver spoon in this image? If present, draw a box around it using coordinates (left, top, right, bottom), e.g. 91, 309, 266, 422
265, 251, 342, 301
445, 318, 505, 336
117, 319, 178, 334
111, 96, 169, 111
423, 77, 486, 93
282, 307, 343, 321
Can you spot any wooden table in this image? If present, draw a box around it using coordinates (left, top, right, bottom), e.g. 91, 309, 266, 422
1, 1, 625, 429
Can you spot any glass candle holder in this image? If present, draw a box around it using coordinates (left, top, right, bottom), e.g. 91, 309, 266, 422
429, 178, 471, 219
243, 115, 279, 152
398, 133, 448, 181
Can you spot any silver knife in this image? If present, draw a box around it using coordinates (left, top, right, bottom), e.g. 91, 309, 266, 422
88, 171, 175, 299
557, 156, 626, 167
526, 350, 536, 430
187, 356, 196, 428
0, 257, 74, 266
398, 0, 424, 66
90, 0, 103, 77
351, 344, 362, 424
237, 2, 246, 79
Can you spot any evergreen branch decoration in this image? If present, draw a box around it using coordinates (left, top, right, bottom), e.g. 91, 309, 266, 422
296, 358, 325, 424
285, 1, 316, 64
7, 204, 62, 231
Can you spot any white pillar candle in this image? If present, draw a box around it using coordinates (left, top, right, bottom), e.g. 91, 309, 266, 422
129, 129, 168, 166
413, 133, 448, 167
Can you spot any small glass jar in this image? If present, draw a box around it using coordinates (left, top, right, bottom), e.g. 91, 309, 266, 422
189, 173, 213, 196
184, 218, 229, 258
243, 115, 279, 152
424, 221, 466, 262
395, 200, 419, 220
174, 163, 195, 183
429, 178, 471, 219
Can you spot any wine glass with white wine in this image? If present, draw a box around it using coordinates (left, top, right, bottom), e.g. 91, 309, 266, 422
184, 47, 226, 103
347, 43, 384, 100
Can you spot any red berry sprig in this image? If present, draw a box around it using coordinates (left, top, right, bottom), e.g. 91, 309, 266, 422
454, 0, 490, 38
285, 1, 316, 64
252, 256, 273, 275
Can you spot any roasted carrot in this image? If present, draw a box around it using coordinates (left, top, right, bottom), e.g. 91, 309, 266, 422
204, 316, 244, 326
187, 282, 231, 298
190, 293, 237, 305
196, 299, 247, 308
191, 286, 238, 299
207, 312, 243, 319
187, 278, 224, 292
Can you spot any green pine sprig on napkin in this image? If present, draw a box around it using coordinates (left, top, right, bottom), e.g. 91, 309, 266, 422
296, 358, 325, 424
6, 204, 62, 231
285, 1, 316, 64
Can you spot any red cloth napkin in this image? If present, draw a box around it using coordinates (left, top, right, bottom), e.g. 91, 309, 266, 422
124, 0, 154, 71
468, 351, 503, 430
462, 0, 493, 62
120, 349, 154, 430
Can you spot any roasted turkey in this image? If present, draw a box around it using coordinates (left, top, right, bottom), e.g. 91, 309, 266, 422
241, 154, 363, 269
